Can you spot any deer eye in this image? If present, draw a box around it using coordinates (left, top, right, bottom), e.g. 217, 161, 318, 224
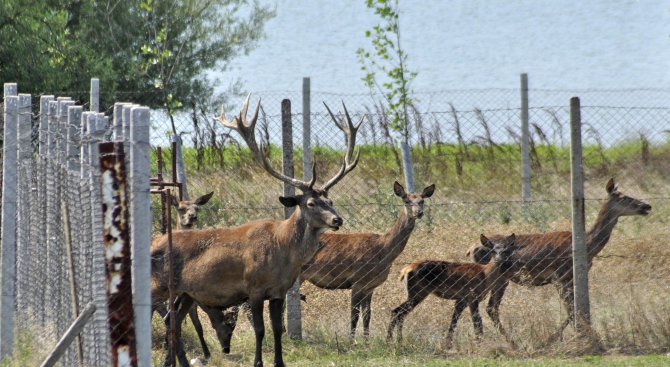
306, 200, 316, 208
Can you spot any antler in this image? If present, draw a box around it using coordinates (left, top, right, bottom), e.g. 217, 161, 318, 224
321, 102, 364, 191
217, 95, 317, 192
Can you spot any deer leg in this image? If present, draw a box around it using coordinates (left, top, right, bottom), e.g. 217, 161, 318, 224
201, 305, 236, 354
446, 299, 467, 349
249, 297, 265, 367
269, 298, 285, 367
350, 291, 365, 339
188, 305, 211, 359
387, 292, 429, 343
486, 281, 508, 332
469, 301, 483, 339
486, 281, 516, 347
361, 292, 373, 340
163, 295, 194, 367
543, 282, 575, 345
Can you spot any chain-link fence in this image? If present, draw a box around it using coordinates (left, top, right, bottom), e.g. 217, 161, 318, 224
147, 80, 670, 360
0, 85, 153, 366
3, 77, 670, 364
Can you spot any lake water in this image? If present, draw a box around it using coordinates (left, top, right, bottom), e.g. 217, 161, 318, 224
176, 1, 670, 149
223, 0, 670, 94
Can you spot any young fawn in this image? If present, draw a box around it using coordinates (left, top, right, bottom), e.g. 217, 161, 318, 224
387, 233, 519, 348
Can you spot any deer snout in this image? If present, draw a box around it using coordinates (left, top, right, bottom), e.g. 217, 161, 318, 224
640, 203, 652, 215
416, 209, 424, 218
180, 218, 194, 228
330, 216, 343, 230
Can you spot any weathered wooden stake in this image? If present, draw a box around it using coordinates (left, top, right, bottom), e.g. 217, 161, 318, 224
283, 99, 302, 339
570, 96, 590, 329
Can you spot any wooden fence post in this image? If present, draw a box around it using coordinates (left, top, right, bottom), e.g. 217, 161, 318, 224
302, 77, 312, 180
570, 96, 590, 329
520, 73, 531, 211
283, 99, 302, 340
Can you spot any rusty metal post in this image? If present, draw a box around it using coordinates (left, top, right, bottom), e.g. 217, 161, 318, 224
164, 189, 176, 367
99, 142, 137, 366
157, 147, 168, 234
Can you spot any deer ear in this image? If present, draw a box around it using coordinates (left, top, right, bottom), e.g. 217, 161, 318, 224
422, 184, 435, 198
606, 178, 618, 194
278, 196, 299, 207
480, 234, 494, 248
505, 233, 516, 247
195, 191, 214, 205
393, 181, 406, 197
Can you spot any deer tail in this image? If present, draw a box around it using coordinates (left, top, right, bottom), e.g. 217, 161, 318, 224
399, 262, 421, 284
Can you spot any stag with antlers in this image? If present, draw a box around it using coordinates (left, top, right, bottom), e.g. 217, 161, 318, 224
466, 178, 651, 343
151, 96, 362, 367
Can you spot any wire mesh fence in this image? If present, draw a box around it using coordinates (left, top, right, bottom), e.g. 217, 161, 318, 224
2, 78, 670, 364
146, 82, 670, 360
0, 87, 152, 366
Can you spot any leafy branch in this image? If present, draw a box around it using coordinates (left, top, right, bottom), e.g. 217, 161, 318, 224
356, 0, 417, 143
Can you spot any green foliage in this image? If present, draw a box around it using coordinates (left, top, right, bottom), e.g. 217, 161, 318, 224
0, 0, 274, 111
356, 0, 417, 142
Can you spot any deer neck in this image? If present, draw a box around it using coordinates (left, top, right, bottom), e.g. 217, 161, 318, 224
278, 208, 324, 265
586, 202, 619, 261
381, 207, 416, 260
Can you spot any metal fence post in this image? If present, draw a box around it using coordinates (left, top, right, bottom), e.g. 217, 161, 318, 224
129, 106, 152, 366
570, 96, 590, 329
520, 73, 531, 211
90, 78, 100, 112
282, 99, 302, 339
0, 93, 18, 359
99, 142, 137, 366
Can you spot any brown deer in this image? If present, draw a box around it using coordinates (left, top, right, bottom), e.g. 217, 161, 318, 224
386, 233, 519, 347
151, 97, 362, 367
302, 180, 435, 339
155, 190, 237, 359
171, 191, 214, 229
465, 178, 651, 342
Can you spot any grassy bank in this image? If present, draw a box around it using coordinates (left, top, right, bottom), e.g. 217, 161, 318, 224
150, 140, 670, 364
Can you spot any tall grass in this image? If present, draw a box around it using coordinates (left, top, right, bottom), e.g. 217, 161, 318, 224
145, 136, 670, 363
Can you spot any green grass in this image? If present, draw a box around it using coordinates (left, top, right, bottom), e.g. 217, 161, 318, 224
150, 324, 670, 366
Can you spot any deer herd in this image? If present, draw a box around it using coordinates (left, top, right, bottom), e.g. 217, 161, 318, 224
149, 97, 652, 366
